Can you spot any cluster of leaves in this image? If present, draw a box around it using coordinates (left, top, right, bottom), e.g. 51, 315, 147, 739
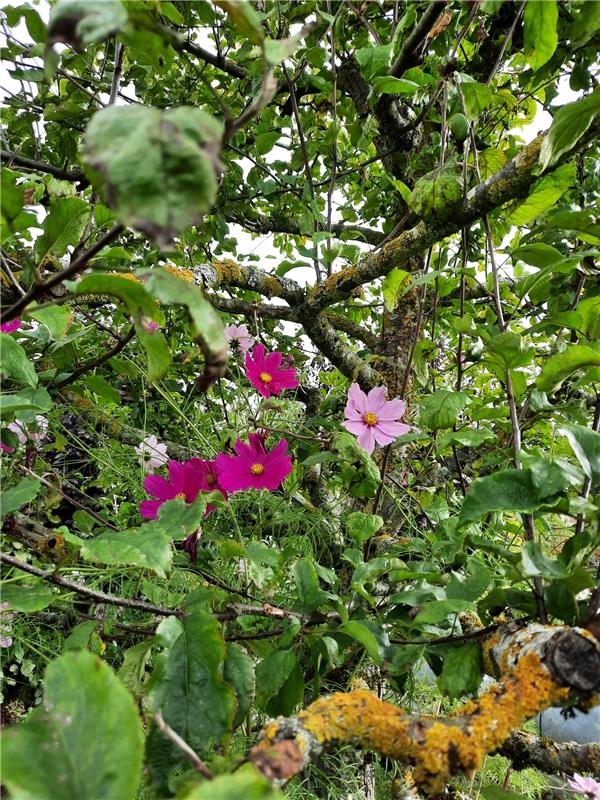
1, 1, 600, 799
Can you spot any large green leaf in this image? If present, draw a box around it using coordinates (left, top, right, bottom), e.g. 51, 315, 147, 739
76, 274, 170, 381
292, 557, 330, 614
48, 0, 128, 48
420, 390, 468, 430
34, 197, 90, 263
438, 643, 482, 699
0, 478, 41, 517
143, 268, 227, 355
536, 344, 600, 393
1, 583, 55, 612
540, 92, 600, 172
507, 162, 576, 226
80, 527, 172, 577
148, 610, 235, 756
214, 0, 264, 44
560, 425, 600, 485
382, 268, 412, 312
524, 0, 557, 71
459, 469, 559, 523
0, 334, 38, 388
224, 643, 255, 730
1, 651, 143, 800
255, 650, 297, 710
83, 106, 223, 248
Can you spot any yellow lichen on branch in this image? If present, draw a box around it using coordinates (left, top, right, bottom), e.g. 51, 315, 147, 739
250, 624, 600, 793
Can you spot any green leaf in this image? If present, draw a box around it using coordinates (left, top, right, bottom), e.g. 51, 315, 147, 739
526, 456, 583, 498
480, 787, 529, 800
29, 306, 73, 339
382, 268, 412, 312
83, 375, 120, 405
80, 527, 172, 577
460, 80, 493, 120
485, 332, 535, 370
0, 386, 52, 419
560, 425, 600, 485
347, 512, 384, 545
75, 274, 170, 382
438, 643, 482, 699
181, 766, 281, 800
436, 428, 495, 452
420, 390, 468, 430
510, 243, 563, 268
536, 344, 600, 393
371, 77, 420, 97
255, 650, 296, 710
446, 557, 490, 601
63, 620, 99, 652
254, 131, 281, 155
1, 168, 25, 239
224, 643, 255, 729
1, 650, 143, 800
507, 162, 576, 226
356, 44, 392, 79
214, 0, 264, 44
524, 0, 558, 70
118, 640, 154, 698
148, 610, 235, 756
414, 599, 472, 624
292, 557, 329, 614
143, 267, 227, 355
83, 106, 223, 249
540, 92, 600, 172
34, 197, 90, 263
0, 478, 41, 517
0, 334, 38, 388
48, 0, 128, 48
459, 469, 557, 523
338, 620, 382, 665
156, 496, 208, 540
332, 432, 381, 498
1, 583, 55, 612
521, 541, 567, 578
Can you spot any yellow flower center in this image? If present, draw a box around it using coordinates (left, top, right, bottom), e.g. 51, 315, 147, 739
175, 492, 186, 500
250, 463, 265, 475
259, 371, 272, 383
363, 412, 378, 427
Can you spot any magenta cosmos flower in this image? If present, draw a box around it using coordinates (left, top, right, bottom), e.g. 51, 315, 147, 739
216, 433, 292, 492
140, 458, 227, 519
343, 383, 410, 455
225, 323, 254, 353
245, 344, 298, 398
0, 319, 21, 334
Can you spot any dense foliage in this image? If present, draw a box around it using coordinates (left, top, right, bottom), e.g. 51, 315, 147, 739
1, 1, 600, 798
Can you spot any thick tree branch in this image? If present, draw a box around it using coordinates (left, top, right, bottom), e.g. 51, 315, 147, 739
194, 260, 305, 304
251, 623, 600, 792
307, 124, 598, 311
497, 731, 600, 775
389, 1, 448, 77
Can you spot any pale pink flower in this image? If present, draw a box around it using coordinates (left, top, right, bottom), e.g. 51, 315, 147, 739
134, 435, 169, 471
566, 775, 600, 800
225, 323, 255, 352
8, 416, 48, 446
343, 383, 410, 455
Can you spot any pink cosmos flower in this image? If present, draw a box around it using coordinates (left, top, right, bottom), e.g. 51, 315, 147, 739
216, 433, 292, 493
0, 442, 14, 454
183, 531, 201, 563
187, 457, 228, 511
0, 319, 21, 334
245, 344, 298, 398
8, 416, 48, 446
225, 323, 255, 353
343, 383, 410, 455
140, 459, 206, 519
134, 435, 169, 471
567, 775, 600, 800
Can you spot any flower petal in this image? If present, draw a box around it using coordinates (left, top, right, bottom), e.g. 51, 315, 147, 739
140, 499, 163, 519
366, 386, 387, 412
143, 474, 175, 500
347, 382, 367, 414
377, 398, 407, 421
377, 421, 411, 438
357, 426, 375, 454
265, 350, 283, 372
344, 419, 367, 435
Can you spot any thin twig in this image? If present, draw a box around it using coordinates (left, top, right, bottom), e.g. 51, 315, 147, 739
154, 712, 214, 779
55, 326, 135, 388
0, 224, 124, 324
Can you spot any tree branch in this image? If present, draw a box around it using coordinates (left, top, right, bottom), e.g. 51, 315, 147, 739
307, 123, 598, 311
1, 149, 86, 183
497, 731, 600, 775
251, 623, 600, 791
55, 326, 135, 388
226, 212, 385, 245
389, 1, 447, 77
